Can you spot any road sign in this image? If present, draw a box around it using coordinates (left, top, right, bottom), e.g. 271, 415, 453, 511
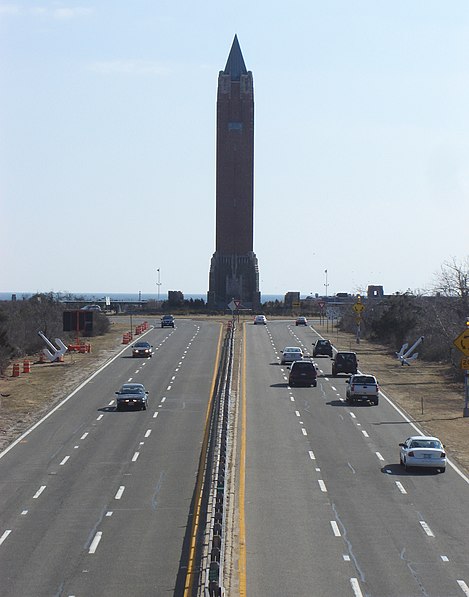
234, 300, 241, 309
453, 328, 469, 356
318, 301, 325, 309
353, 302, 365, 314
228, 300, 236, 312
461, 357, 469, 370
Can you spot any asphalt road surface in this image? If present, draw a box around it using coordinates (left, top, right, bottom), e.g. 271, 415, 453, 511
242, 319, 469, 597
0, 319, 222, 597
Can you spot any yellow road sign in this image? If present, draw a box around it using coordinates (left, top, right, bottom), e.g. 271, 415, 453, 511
353, 302, 365, 313
461, 357, 469, 370
453, 328, 469, 356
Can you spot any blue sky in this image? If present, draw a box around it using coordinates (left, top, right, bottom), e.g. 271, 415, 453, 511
1, 1, 468, 298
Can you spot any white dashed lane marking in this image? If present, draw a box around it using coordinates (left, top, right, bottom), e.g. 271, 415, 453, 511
33, 486, 46, 499
88, 531, 102, 554
419, 521, 435, 537
0, 530, 12, 545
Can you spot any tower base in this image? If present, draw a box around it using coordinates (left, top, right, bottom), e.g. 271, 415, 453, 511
208, 252, 260, 309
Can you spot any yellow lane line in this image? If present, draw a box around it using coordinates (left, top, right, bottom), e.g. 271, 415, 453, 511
183, 323, 224, 597
239, 321, 247, 595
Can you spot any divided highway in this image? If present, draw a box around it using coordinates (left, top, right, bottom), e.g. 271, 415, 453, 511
0, 319, 222, 597
241, 319, 469, 597
2, 317, 469, 597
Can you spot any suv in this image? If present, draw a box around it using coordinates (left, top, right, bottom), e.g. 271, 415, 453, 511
313, 339, 333, 358
161, 315, 175, 328
331, 352, 358, 376
288, 360, 317, 387
295, 316, 308, 326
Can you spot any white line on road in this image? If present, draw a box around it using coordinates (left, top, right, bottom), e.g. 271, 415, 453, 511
114, 486, 125, 500
33, 486, 46, 499
395, 481, 407, 494
376, 452, 385, 461
350, 578, 364, 597
330, 521, 341, 536
145, 429, 152, 438
80, 433, 88, 440
96, 414, 104, 421
343, 555, 350, 561
441, 555, 449, 562
361, 430, 369, 438
108, 400, 114, 406
60, 456, 70, 466
74, 445, 79, 449
167, 385, 172, 390
309, 450, 316, 460
161, 397, 166, 403
0, 530, 12, 545
419, 521, 435, 537
318, 480, 327, 492
106, 512, 113, 517
290, 396, 295, 402
21, 510, 28, 516
301, 428, 307, 436
457, 580, 469, 596
295, 411, 300, 417
153, 412, 158, 418
331, 386, 337, 391
128, 378, 133, 381
88, 531, 102, 554
132, 452, 140, 462
350, 412, 356, 419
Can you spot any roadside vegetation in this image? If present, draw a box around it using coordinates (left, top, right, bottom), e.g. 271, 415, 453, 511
0, 293, 110, 374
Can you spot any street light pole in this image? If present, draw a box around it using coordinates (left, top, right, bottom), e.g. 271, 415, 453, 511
156, 268, 161, 305
324, 269, 329, 298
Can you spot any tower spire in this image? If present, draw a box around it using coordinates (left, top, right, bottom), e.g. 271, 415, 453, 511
223, 34, 247, 81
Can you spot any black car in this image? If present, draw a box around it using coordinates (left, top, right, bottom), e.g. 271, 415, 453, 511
313, 339, 333, 358
331, 351, 358, 376
115, 383, 149, 411
161, 315, 175, 328
132, 341, 153, 358
288, 360, 318, 387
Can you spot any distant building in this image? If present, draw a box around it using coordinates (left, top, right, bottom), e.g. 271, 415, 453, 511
168, 291, 184, 305
367, 285, 384, 299
208, 36, 261, 309
284, 292, 300, 308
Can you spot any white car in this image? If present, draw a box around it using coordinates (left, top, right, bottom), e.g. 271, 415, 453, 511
254, 315, 267, 325
399, 435, 446, 473
281, 346, 304, 365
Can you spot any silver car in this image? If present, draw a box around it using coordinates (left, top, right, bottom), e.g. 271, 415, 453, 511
281, 346, 304, 365
399, 435, 446, 473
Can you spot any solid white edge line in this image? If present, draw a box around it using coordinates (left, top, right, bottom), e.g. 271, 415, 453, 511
88, 531, 102, 554
0, 334, 151, 461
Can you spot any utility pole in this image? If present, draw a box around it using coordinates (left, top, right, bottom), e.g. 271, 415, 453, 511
324, 269, 329, 298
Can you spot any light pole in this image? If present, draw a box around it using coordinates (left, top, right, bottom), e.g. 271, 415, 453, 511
324, 269, 329, 298
156, 268, 161, 305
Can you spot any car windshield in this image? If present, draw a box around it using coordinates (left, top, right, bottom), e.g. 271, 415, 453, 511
293, 362, 313, 371
410, 439, 442, 449
285, 347, 302, 353
352, 376, 375, 384
120, 385, 144, 394
338, 354, 355, 362
134, 342, 150, 348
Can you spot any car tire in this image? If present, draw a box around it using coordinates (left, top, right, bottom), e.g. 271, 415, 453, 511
439, 467, 446, 473
373, 399, 379, 406
142, 403, 147, 411
116, 403, 121, 411
313, 381, 317, 387
400, 456, 404, 467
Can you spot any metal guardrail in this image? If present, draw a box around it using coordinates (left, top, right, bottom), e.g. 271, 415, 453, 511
199, 322, 235, 597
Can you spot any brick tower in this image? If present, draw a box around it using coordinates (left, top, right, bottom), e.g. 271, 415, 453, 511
207, 36, 261, 309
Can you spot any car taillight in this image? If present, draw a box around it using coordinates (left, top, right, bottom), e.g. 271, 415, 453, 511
408, 451, 414, 457
440, 452, 446, 458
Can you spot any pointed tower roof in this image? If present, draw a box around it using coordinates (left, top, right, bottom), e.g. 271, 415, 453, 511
223, 35, 247, 81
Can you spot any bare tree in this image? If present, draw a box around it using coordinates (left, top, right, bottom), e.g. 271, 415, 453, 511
433, 256, 469, 304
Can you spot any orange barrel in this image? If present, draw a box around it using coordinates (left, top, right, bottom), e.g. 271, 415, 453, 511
122, 334, 130, 344
57, 354, 64, 362
23, 359, 31, 373
12, 363, 20, 377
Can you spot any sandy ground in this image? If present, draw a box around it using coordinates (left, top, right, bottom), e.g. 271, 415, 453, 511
1, 317, 468, 475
